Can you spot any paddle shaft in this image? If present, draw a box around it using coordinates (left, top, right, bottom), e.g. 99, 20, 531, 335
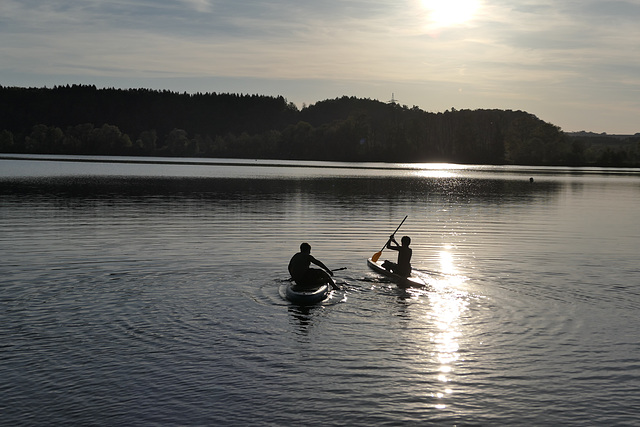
378, 215, 408, 252
372, 215, 408, 262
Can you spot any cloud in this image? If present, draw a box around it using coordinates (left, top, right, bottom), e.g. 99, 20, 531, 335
1, 0, 639, 132
3, 0, 639, 86
181, 0, 212, 13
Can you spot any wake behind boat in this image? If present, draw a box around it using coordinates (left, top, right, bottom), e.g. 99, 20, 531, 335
367, 257, 426, 288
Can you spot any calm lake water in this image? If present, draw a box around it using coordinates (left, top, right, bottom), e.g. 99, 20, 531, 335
1, 155, 639, 426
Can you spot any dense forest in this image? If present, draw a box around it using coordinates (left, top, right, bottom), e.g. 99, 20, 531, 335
1, 85, 638, 166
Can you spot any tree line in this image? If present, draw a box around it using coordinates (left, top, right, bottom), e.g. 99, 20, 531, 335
1, 85, 638, 166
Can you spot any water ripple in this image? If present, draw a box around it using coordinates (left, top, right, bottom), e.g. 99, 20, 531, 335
2, 168, 639, 425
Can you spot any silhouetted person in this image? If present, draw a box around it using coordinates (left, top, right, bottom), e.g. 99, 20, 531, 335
382, 235, 412, 277
288, 243, 336, 289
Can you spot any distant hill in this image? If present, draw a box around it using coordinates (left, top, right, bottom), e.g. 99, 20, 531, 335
564, 131, 639, 166
1, 85, 638, 167
566, 131, 640, 139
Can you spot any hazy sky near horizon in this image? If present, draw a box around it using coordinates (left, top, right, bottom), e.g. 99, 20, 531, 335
2, 0, 639, 134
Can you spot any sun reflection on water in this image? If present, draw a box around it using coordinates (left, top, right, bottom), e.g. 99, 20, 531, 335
426, 248, 469, 410
439, 248, 456, 274
410, 169, 458, 179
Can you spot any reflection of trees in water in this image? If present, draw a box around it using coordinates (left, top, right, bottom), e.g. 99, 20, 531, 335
271, 176, 563, 207
0, 175, 563, 222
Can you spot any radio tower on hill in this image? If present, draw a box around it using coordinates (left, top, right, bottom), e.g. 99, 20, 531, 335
388, 93, 398, 104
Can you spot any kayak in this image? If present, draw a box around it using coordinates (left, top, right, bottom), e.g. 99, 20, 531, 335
367, 258, 427, 288
285, 283, 330, 305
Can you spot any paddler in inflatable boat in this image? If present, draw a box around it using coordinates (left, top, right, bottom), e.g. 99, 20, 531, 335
288, 242, 336, 289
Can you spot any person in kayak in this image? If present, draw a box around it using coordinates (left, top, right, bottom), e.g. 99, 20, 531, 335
382, 235, 412, 277
288, 242, 336, 289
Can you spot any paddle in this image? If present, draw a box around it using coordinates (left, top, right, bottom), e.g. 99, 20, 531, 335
328, 267, 346, 290
371, 215, 408, 263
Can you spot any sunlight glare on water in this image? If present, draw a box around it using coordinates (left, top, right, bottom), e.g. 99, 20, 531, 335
428, 270, 468, 411
411, 169, 458, 179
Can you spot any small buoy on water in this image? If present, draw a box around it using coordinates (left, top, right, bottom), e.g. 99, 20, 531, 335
529, 177, 534, 183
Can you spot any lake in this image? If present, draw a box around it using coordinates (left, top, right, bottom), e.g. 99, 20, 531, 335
1, 155, 639, 426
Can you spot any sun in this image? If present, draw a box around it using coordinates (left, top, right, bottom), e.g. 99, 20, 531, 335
420, 0, 481, 28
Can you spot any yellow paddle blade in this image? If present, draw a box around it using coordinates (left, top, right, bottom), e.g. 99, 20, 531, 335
371, 250, 382, 262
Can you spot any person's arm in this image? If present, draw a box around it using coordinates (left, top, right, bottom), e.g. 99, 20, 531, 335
310, 256, 334, 276
386, 235, 400, 251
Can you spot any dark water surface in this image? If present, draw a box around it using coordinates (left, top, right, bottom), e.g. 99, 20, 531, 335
1, 156, 639, 425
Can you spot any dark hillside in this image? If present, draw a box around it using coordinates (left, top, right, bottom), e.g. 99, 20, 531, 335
0, 85, 297, 140
1, 86, 637, 166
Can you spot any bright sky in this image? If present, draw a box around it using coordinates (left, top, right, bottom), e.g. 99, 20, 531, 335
2, 0, 639, 134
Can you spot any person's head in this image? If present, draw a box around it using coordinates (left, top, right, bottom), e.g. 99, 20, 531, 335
401, 236, 411, 246
300, 242, 311, 253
